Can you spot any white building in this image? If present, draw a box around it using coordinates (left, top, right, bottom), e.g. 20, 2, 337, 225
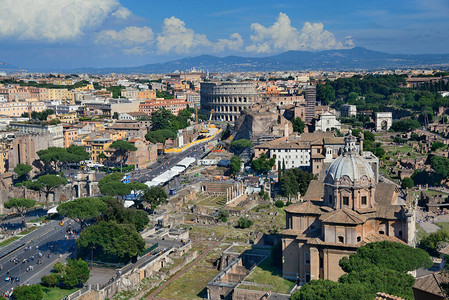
340, 104, 357, 117
375, 112, 393, 131
314, 112, 341, 132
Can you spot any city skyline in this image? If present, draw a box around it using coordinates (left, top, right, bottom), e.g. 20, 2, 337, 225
0, 0, 448, 69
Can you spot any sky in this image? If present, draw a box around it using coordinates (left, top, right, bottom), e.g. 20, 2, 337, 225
0, 0, 448, 70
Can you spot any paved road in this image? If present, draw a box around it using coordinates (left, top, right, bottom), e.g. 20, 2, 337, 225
0, 220, 79, 293
131, 143, 211, 183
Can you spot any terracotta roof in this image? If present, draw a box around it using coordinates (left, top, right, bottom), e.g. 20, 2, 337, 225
311, 153, 325, 159
320, 208, 366, 224
303, 180, 324, 201
285, 200, 323, 214
299, 132, 337, 143
376, 204, 403, 220
375, 182, 398, 205
360, 233, 406, 245
375, 292, 405, 300
413, 272, 449, 297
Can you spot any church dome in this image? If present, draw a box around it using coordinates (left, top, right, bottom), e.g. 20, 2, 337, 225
325, 133, 374, 183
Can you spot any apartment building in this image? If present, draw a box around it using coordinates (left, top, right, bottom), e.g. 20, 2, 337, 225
0, 101, 46, 117
139, 98, 188, 116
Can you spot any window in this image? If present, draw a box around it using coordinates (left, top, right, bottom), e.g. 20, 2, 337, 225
343, 196, 349, 206
305, 252, 310, 264
357, 236, 361, 242
338, 236, 344, 243
361, 196, 367, 205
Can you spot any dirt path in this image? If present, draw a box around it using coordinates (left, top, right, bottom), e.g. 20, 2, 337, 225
147, 241, 219, 299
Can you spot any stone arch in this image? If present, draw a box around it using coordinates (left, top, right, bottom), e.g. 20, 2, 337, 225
381, 120, 388, 130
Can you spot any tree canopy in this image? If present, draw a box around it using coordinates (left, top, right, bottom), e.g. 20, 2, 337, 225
431, 156, 449, 179
12, 284, 43, 300
230, 139, 253, 154
140, 186, 168, 210
292, 241, 432, 300
401, 177, 414, 189
37, 145, 90, 172
292, 117, 305, 133
14, 164, 32, 180
317, 84, 336, 104
41, 258, 90, 289
279, 168, 316, 197
77, 221, 145, 263
36, 174, 68, 207
109, 140, 137, 172
391, 119, 421, 132
57, 197, 107, 225
102, 197, 149, 231
230, 156, 241, 176
251, 153, 275, 174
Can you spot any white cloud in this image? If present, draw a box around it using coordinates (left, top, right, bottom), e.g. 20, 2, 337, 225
214, 33, 244, 52
156, 16, 243, 54
97, 26, 154, 46
0, 0, 123, 41
112, 7, 132, 19
246, 12, 353, 53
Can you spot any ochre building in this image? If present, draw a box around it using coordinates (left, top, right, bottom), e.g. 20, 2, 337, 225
281, 133, 415, 283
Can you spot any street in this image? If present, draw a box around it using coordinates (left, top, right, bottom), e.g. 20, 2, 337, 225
0, 220, 79, 294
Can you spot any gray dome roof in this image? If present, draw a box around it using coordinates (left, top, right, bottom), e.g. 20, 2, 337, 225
325, 131, 375, 183
326, 154, 374, 183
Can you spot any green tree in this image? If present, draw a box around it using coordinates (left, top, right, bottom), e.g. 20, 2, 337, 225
339, 241, 432, 274
432, 141, 447, 151
77, 221, 145, 263
419, 229, 449, 256
291, 117, 305, 133
431, 156, 449, 179
279, 169, 316, 197
127, 182, 147, 195
237, 217, 253, 229
112, 112, 119, 119
42, 258, 90, 289
230, 156, 241, 176
109, 140, 137, 173
140, 186, 168, 211
317, 84, 336, 104
107, 85, 125, 98
100, 181, 132, 198
217, 209, 229, 222
57, 197, 107, 227
4, 198, 36, 227
391, 119, 421, 132
401, 177, 414, 189
230, 139, 253, 154
150, 108, 174, 131
102, 197, 149, 231
251, 153, 275, 174
36, 174, 68, 207
274, 200, 284, 208
221, 123, 231, 140
13, 164, 32, 181
145, 129, 177, 143
12, 284, 44, 300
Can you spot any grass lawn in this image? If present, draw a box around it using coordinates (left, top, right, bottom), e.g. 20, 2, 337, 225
18, 226, 38, 235
436, 222, 449, 232
425, 190, 449, 197
0, 236, 20, 247
42, 286, 78, 300
416, 223, 429, 242
242, 254, 295, 294
156, 245, 227, 299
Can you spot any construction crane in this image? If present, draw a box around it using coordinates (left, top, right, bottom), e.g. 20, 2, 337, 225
201, 109, 214, 134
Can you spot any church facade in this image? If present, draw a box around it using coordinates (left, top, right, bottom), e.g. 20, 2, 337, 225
281, 133, 415, 283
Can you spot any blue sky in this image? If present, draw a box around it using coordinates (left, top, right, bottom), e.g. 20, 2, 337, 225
0, 0, 448, 69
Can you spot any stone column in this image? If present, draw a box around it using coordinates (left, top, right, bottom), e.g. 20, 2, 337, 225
310, 247, 320, 281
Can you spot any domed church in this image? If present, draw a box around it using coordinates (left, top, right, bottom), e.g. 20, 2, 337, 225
281, 132, 415, 283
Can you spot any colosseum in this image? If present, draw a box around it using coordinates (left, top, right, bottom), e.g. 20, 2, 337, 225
200, 82, 259, 122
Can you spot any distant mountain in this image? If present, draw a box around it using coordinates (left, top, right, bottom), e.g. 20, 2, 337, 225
68, 47, 449, 74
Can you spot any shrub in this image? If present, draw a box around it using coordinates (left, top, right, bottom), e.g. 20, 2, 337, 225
274, 200, 284, 208
238, 217, 253, 229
